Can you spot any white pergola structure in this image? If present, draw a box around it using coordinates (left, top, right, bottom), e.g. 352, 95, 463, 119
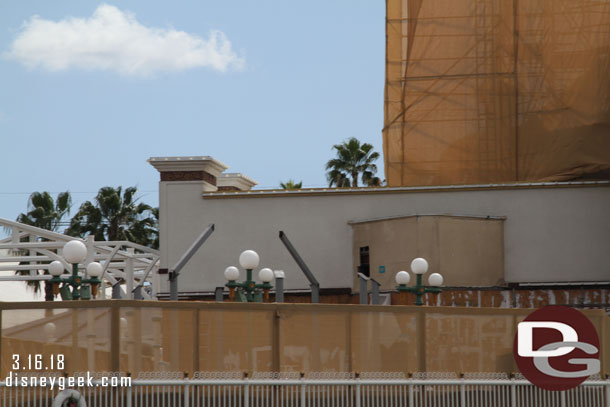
0, 217, 160, 300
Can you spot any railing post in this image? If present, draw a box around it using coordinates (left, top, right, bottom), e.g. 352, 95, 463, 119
408, 373, 414, 407
560, 390, 566, 407
184, 372, 190, 407
460, 373, 465, 407
510, 376, 517, 407
606, 379, 610, 407
355, 372, 361, 407
241, 372, 248, 407
300, 372, 306, 406
126, 384, 132, 407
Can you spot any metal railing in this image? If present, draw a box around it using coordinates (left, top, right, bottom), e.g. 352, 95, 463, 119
0, 372, 608, 407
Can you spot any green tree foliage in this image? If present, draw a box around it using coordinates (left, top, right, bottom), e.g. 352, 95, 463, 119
14, 191, 72, 294
16, 191, 72, 232
280, 180, 303, 190
66, 186, 158, 249
325, 138, 381, 187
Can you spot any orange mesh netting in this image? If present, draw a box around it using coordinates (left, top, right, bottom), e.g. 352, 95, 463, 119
383, 0, 610, 186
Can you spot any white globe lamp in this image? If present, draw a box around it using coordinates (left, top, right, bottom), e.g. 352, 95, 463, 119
224, 266, 240, 282
258, 268, 274, 283
49, 261, 64, 277
428, 273, 444, 287
395, 271, 411, 285
86, 262, 103, 278
410, 258, 429, 275
239, 250, 260, 270
63, 240, 87, 264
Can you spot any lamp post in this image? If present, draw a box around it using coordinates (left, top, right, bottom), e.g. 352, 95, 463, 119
395, 258, 444, 306
48, 240, 103, 301
224, 250, 274, 302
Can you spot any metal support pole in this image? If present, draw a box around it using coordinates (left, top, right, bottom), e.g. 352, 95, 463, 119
71, 263, 81, 300
112, 283, 122, 299
415, 274, 423, 306
169, 272, 178, 301
371, 279, 380, 305
215, 287, 224, 302
133, 285, 143, 300
358, 273, 369, 305
311, 284, 319, 304
274, 271, 284, 303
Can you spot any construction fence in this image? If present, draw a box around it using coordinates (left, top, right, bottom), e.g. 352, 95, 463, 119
1, 301, 608, 377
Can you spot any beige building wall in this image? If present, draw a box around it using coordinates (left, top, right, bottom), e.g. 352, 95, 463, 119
351, 215, 505, 291
153, 166, 609, 295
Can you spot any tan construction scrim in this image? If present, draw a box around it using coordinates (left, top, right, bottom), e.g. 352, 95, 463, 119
383, 0, 610, 186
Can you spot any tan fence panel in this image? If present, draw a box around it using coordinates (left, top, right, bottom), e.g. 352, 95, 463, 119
0, 301, 608, 377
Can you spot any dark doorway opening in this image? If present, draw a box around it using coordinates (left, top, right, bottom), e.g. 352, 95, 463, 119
358, 246, 370, 277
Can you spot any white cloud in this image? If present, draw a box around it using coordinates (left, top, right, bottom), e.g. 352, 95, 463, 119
5, 4, 244, 76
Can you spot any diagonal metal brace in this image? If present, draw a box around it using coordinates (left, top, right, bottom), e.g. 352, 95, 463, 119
169, 224, 215, 300
278, 231, 320, 303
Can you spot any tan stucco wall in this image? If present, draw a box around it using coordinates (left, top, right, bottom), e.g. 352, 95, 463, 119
351, 215, 505, 291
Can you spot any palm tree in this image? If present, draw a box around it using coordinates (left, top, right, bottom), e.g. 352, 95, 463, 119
16, 191, 72, 232
325, 138, 381, 187
66, 186, 157, 247
280, 180, 303, 190
14, 191, 72, 297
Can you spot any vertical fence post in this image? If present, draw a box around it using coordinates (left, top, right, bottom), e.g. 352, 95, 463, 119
560, 390, 566, 407
126, 385, 132, 407
300, 373, 306, 406
510, 376, 517, 407
408, 374, 414, 407
460, 374, 466, 407
244, 372, 250, 407
184, 376, 190, 407
606, 380, 610, 407
355, 373, 361, 407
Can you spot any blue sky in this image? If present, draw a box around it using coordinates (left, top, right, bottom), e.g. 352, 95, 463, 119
0, 1, 385, 225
